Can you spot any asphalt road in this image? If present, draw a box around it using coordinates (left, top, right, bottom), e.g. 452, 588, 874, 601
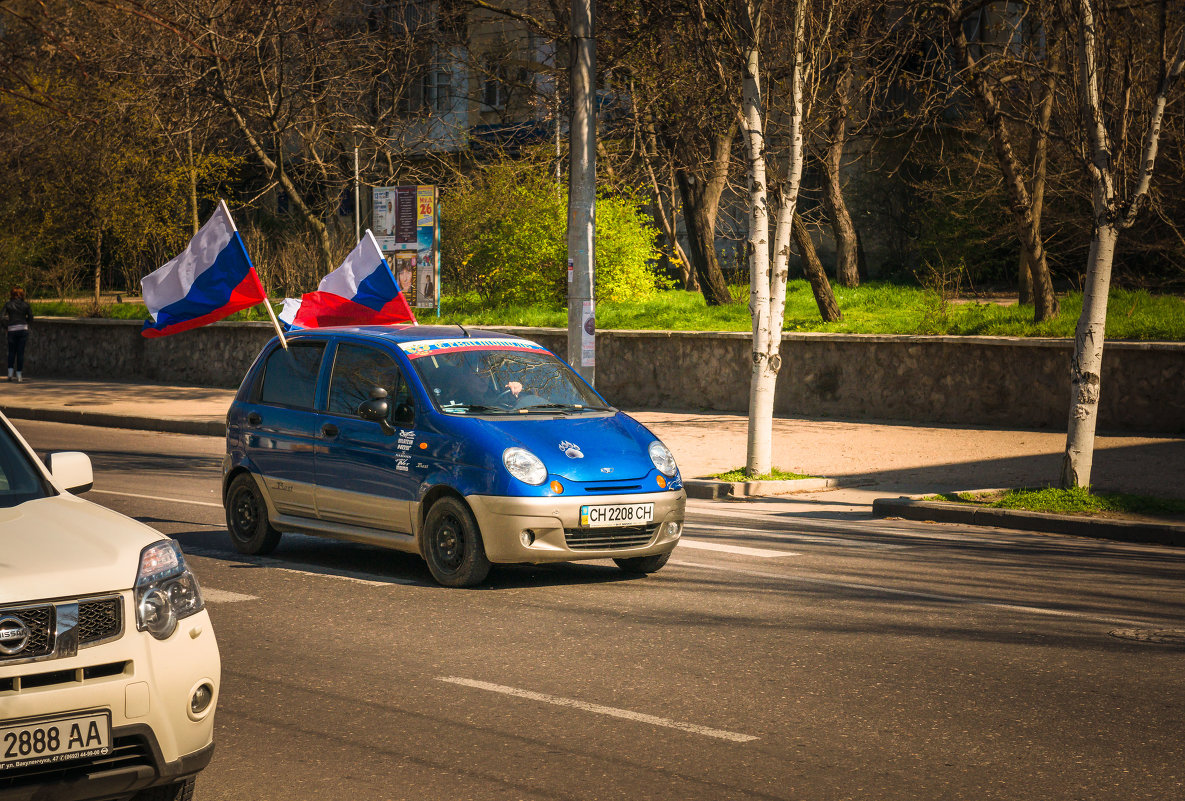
19, 420, 1185, 801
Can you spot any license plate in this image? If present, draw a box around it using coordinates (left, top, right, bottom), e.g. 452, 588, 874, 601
580, 503, 655, 528
0, 711, 111, 771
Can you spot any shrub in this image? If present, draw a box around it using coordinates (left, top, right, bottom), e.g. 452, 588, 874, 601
441, 160, 665, 306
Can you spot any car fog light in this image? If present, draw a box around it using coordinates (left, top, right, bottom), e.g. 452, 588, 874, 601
666, 521, 681, 537
520, 529, 536, 547
138, 587, 177, 640
190, 683, 214, 715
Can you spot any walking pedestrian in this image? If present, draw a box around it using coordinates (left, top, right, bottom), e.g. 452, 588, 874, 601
3, 287, 33, 382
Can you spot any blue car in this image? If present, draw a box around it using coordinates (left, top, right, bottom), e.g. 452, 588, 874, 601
222, 326, 686, 586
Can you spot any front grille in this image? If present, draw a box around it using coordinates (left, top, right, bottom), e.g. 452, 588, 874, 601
0, 661, 131, 693
582, 483, 643, 493
78, 597, 122, 646
0, 734, 154, 790
0, 606, 53, 662
565, 524, 658, 551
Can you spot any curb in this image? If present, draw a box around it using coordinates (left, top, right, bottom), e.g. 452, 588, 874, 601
872, 497, 1185, 547
0, 405, 225, 437
685, 477, 870, 500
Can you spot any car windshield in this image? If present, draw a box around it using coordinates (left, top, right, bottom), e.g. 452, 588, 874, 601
410, 345, 609, 415
0, 420, 53, 507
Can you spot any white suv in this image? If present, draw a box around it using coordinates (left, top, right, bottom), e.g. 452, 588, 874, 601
0, 413, 220, 801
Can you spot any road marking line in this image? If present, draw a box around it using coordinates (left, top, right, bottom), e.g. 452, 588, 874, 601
436, 677, 758, 743
684, 523, 910, 550
92, 489, 223, 508
678, 538, 799, 558
183, 547, 419, 587
668, 559, 1147, 627
201, 588, 258, 603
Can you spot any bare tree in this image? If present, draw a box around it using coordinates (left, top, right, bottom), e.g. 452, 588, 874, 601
734, 0, 843, 476
1061, 0, 1185, 487
945, 0, 1061, 321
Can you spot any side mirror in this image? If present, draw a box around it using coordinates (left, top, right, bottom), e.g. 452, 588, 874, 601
46, 451, 93, 494
357, 387, 395, 436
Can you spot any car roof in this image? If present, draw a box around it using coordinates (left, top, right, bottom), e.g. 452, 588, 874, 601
280, 325, 532, 346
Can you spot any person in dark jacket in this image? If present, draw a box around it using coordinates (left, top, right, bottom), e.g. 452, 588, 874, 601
3, 287, 33, 382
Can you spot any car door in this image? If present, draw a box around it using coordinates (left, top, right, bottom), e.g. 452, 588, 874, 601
241, 341, 327, 519
315, 342, 418, 532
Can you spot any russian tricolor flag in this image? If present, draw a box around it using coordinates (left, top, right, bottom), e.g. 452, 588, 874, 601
141, 201, 266, 338
280, 230, 416, 329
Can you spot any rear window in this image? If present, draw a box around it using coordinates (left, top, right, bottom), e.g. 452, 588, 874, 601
258, 343, 326, 410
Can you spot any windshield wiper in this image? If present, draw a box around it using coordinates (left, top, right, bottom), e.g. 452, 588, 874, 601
441, 403, 506, 414
519, 403, 611, 414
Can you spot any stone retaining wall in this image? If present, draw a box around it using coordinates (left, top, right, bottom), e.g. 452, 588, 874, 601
25, 318, 1185, 432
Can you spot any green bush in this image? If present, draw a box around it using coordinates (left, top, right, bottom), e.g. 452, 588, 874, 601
441, 160, 666, 306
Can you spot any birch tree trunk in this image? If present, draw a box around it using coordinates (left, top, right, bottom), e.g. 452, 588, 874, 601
742, 0, 807, 477
1061, 0, 1184, 487
1062, 223, 1117, 487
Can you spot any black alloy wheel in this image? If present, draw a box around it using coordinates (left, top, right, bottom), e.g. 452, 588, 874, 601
225, 473, 283, 555
422, 496, 491, 587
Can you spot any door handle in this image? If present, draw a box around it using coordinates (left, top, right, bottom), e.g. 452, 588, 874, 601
247, 412, 262, 426
321, 423, 339, 438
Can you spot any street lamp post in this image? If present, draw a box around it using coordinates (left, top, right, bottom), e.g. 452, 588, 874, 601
567, 0, 596, 384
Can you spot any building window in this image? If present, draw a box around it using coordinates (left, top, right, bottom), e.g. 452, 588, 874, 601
402, 65, 452, 115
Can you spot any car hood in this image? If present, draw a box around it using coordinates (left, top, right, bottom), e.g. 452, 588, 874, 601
482, 412, 659, 482
0, 496, 162, 604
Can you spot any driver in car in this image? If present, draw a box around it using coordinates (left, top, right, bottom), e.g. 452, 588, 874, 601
440, 358, 542, 410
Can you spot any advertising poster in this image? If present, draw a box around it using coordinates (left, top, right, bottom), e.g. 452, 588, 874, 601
373, 185, 439, 310
394, 252, 416, 297
581, 301, 596, 366
415, 186, 438, 309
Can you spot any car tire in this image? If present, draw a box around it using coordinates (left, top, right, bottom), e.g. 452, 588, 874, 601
132, 778, 195, 801
225, 473, 282, 555
422, 496, 491, 588
613, 551, 671, 574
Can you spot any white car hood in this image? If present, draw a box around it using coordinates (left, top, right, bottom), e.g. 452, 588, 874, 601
0, 495, 162, 604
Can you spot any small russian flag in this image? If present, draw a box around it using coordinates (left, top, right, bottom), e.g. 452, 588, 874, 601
141, 201, 266, 338
280, 230, 416, 330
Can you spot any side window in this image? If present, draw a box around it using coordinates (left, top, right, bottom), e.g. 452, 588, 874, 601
328, 344, 412, 423
258, 343, 326, 410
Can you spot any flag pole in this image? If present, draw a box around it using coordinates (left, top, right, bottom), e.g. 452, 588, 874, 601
262, 298, 289, 350
221, 198, 288, 350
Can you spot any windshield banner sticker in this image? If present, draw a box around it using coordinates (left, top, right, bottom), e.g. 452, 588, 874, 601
398, 338, 547, 359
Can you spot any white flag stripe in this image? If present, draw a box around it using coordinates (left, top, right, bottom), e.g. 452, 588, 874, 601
318, 229, 386, 298
278, 297, 303, 326
141, 200, 236, 320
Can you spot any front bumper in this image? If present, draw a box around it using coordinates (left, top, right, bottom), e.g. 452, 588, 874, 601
467, 489, 686, 563
0, 605, 220, 800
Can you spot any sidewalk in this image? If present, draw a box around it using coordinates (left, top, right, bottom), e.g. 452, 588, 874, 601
2, 377, 1184, 539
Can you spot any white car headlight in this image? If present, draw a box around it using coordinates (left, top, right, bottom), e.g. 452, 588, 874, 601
135, 540, 204, 640
503, 447, 547, 485
649, 440, 678, 476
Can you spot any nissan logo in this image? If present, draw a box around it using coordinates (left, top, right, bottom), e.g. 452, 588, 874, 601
0, 616, 31, 656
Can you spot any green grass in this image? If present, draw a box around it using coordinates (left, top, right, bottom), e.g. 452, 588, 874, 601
929, 486, 1185, 519
30, 282, 1185, 340
713, 467, 817, 482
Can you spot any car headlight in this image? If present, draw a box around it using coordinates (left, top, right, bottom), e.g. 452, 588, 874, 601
503, 447, 547, 485
649, 440, 677, 476
134, 540, 204, 640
